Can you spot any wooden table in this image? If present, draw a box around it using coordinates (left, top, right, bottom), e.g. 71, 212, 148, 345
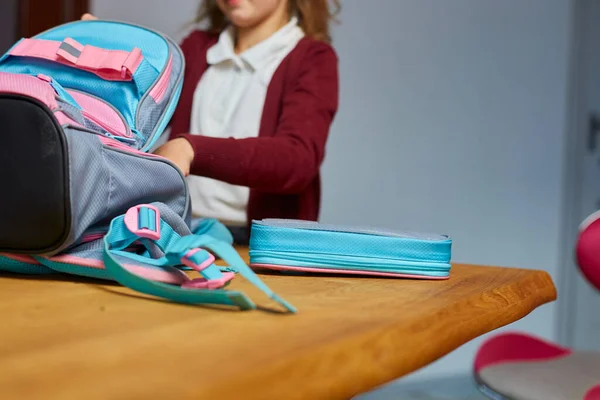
0, 247, 556, 400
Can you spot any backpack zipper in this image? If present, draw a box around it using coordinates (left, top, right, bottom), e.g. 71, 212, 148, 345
67, 88, 133, 139
149, 55, 172, 103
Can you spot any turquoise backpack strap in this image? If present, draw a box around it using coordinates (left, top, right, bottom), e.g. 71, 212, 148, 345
0, 254, 54, 275
102, 204, 296, 313
191, 218, 234, 244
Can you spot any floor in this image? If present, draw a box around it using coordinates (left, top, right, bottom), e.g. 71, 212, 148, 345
357, 375, 488, 400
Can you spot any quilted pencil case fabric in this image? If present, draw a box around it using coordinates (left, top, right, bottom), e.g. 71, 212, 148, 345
249, 219, 452, 279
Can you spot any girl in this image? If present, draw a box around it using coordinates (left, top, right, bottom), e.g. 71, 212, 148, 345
83, 0, 340, 244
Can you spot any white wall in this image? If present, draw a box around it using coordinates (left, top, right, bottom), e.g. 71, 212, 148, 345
91, 0, 198, 43
329, 1, 574, 390
92, 0, 573, 386
320, 0, 573, 387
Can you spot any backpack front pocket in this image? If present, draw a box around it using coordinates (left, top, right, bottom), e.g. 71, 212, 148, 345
67, 89, 136, 144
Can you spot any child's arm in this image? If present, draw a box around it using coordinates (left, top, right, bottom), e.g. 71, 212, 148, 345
167, 43, 339, 194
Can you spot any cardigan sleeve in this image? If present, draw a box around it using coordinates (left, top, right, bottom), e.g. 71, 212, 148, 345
175, 42, 339, 194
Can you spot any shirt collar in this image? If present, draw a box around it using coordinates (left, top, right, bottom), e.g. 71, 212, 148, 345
207, 16, 302, 71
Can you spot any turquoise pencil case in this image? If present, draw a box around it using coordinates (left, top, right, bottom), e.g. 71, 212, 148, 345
249, 219, 452, 280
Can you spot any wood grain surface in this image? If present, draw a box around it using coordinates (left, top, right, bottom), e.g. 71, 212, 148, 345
0, 247, 556, 399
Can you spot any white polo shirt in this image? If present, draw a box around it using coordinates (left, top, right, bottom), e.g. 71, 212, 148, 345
187, 17, 304, 226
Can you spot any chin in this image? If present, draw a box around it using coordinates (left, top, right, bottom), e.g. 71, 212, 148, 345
227, 10, 259, 28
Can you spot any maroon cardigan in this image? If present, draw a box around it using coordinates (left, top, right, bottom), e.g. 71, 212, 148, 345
169, 30, 339, 225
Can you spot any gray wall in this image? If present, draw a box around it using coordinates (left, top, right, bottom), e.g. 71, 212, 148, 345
91, 0, 573, 383
0, 0, 18, 53
321, 0, 572, 386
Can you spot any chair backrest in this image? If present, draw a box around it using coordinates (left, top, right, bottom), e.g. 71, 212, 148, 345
576, 211, 600, 291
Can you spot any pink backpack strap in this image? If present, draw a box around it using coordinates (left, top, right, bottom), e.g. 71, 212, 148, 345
9, 38, 143, 81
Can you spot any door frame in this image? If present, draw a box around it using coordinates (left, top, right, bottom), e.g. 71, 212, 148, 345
18, 0, 88, 38
556, 0, 595, 346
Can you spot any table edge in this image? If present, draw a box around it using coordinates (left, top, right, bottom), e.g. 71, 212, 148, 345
196, 268, 557, 400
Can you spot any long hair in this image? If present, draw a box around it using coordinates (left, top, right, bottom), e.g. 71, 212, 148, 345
195, 0, 341, 43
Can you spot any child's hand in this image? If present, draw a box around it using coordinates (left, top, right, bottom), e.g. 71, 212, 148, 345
81, 13, 98, 20
153, 138, 195, 177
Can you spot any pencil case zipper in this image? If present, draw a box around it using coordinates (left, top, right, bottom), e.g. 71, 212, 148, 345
249, 250, 450, 276
249, 219, 453, 278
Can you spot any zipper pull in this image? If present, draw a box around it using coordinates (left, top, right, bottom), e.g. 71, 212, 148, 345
131, 128, 145, 141
57, 102, 86, 126
105, 132, 137, 145
37, 74, 82, 110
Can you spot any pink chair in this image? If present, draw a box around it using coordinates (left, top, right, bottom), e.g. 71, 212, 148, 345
473, 211, 600, 400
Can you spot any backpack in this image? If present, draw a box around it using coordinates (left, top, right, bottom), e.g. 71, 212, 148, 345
0, 19, 295, 313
